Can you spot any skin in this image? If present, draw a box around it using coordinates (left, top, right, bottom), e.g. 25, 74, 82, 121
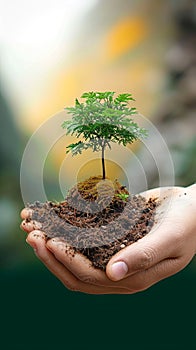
20, 184, 196, 294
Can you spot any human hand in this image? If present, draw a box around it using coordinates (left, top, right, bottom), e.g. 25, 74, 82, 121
20, 184, 196, 294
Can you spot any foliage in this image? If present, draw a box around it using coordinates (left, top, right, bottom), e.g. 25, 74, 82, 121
62, 91, 147, 179
115, 193, 129, 202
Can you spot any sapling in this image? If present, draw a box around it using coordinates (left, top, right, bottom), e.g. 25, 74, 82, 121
22, 92, 159, 271
116, 193, 129, 202
62, 91, 147, 180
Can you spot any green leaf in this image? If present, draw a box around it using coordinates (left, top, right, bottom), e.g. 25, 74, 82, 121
75, 98, 80, 106
115, 93, 135, 103
116, 193, 129, 201
81, 92, 96, 100
61, 120, 71, 129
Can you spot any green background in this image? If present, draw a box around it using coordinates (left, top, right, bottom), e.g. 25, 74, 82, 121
1, 257, 195, 348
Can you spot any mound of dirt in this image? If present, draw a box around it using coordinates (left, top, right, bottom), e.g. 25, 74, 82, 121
27, 177, 158, 270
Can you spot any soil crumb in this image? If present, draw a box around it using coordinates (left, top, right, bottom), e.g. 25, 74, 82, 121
26, 176, 158, 270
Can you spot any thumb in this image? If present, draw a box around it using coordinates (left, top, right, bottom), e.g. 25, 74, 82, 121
106, 225, 177, 281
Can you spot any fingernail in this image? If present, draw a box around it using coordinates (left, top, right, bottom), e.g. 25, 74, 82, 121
110, 261, 128, 281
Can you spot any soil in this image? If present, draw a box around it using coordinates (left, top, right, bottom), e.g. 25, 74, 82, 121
26, 176, 158, 270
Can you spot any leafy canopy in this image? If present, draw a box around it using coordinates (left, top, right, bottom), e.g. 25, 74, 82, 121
62, 91, 147, 156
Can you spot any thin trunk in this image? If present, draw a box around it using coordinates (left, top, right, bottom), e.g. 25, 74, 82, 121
101, 143, 106, 180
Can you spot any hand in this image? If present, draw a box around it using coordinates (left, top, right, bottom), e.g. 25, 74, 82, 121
20, 184, 196, 294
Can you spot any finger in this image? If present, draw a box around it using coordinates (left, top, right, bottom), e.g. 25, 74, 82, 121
122, 255, 191, 293
27, 231, 129, 294
20, 208, 33, 220
27, 230, 81, 290
26, 230, 46, 249
20, 219, 42, 233
106, 222, 181, 281
46, 238, 129, 289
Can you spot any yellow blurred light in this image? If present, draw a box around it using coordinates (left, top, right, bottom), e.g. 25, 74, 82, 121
105, 16, 148, 60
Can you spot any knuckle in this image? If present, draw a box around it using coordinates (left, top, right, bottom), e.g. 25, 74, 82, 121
135, 247, 156, 270
38, 253, 51, 265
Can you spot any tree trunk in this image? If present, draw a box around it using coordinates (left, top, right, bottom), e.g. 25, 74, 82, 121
101, 143, 106, 180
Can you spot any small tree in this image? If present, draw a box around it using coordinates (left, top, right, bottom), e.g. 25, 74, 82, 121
62, 91, 147, 180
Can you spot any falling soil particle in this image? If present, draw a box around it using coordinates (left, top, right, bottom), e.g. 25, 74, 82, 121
26, 176, 158, 270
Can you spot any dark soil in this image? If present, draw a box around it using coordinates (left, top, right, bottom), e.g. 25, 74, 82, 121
26, 176, 158, 270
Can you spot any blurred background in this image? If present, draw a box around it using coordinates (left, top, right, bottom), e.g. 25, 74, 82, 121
0, 0, 195, 348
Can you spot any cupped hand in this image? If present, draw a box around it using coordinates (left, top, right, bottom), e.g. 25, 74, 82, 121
20, 184, 196, 294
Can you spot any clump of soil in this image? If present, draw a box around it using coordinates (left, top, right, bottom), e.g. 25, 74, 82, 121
26, 176, 158, 270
